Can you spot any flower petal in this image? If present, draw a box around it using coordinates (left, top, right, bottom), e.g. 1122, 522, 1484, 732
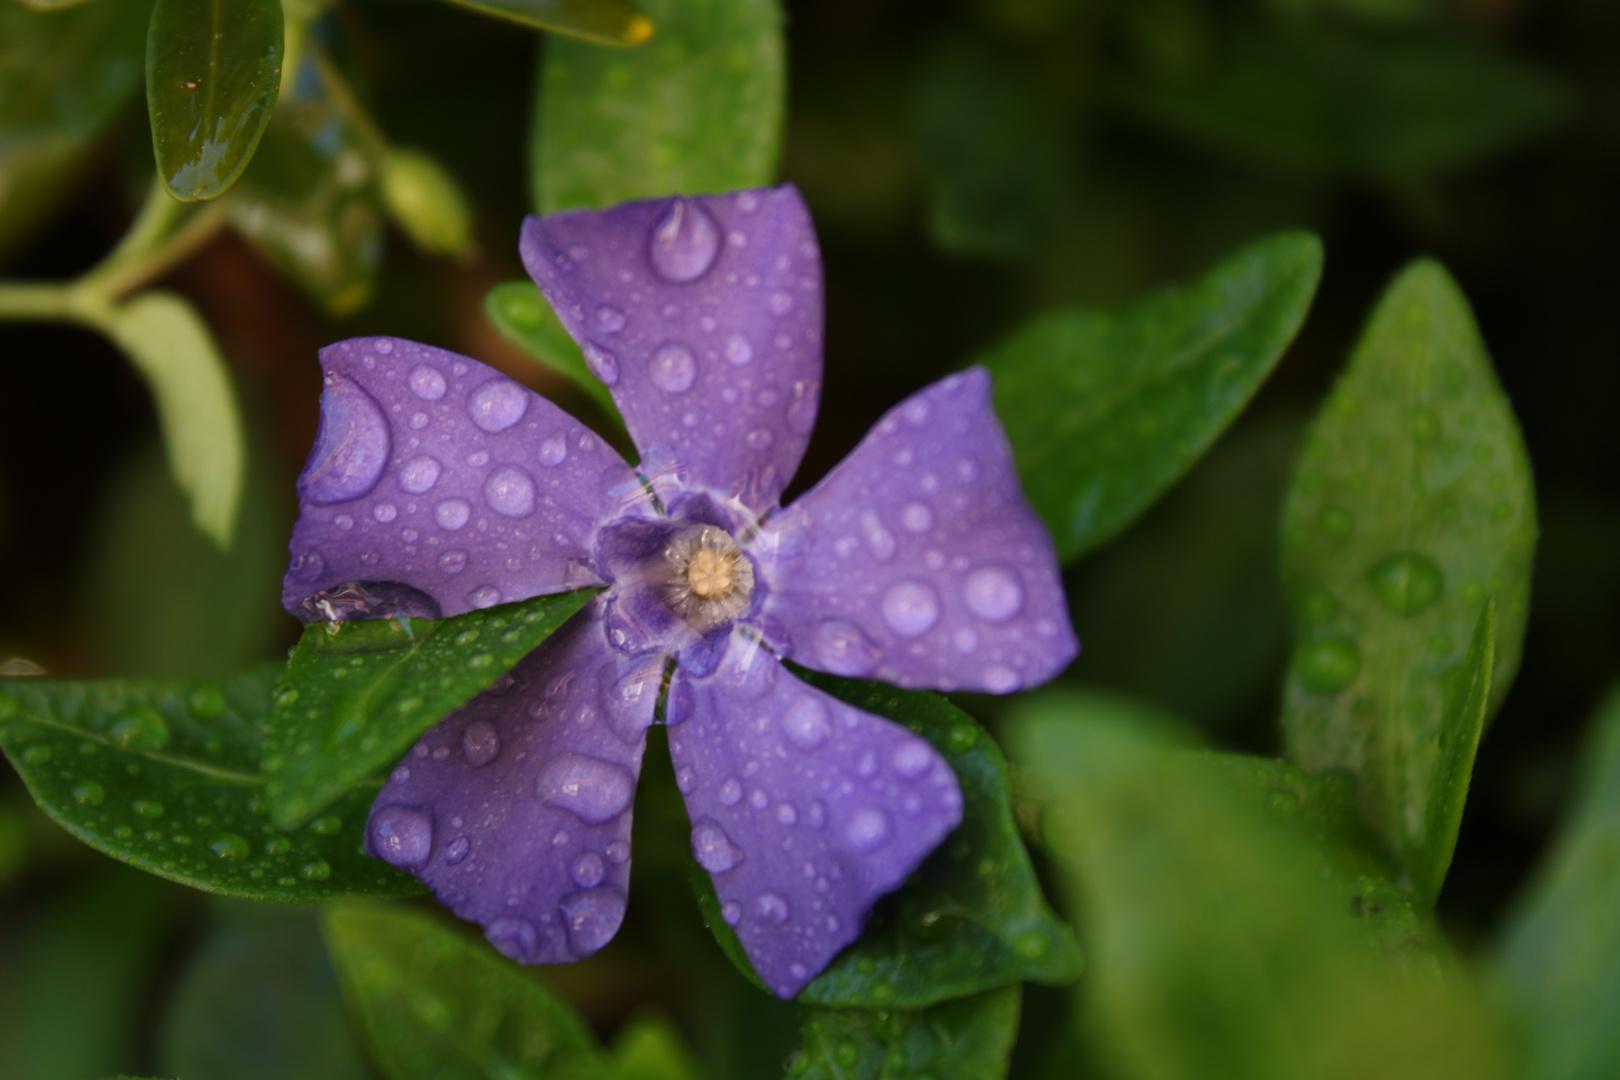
754, 367, 1078, 694
283, 336, 645, 620
520, 186, 824, 510
668, 633, 963, 998
365, 607, 660, 964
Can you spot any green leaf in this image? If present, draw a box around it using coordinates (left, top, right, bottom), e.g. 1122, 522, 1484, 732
1279, 259, 1534, 905
101, 290, 246, 549
1120, 26, 1573, 179
263, 589, 597, 830
223, 52, 382, 315
0, 0, 150, 261
441, 0, 652, 44
1009, 695, 1513, 1080
147, 0, 284, 202
265, 592, 596, 829
610, 1013, 703, 1080
381, 147, 474, 257
484, 279, 625, 425
785, 670, 1082, 1008
533, 0, 783, 213
320, 904, 610, 1080
983, 231, 1322, 563
0, 666, 424, 902
789, 986, 1021, 1080
161, 908, 369, 1080
1495, 684, 1620, 1080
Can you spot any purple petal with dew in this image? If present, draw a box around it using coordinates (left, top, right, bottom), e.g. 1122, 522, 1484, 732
520, 186, 824, 511
668, 632, 963, 998
283, 337, 649, 621
366, 606, 661, 964
752, 367, 1078, 694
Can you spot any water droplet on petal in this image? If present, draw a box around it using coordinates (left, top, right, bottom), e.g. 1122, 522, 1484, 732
539, 435, 568, 467
720, 777, 743, 806
882, 581, 940, 637
595, 305, 626, 333
300, 376, 390, 504
982, 665, 1020, 693
722, 900, 743, 925
571, 851, 606, 888
1368, 552, 1445, 616
860, 510, 896, 560
692, 818, 745, 872
806, 800, 827, 829
371, 804, 433, 871
399, 455, 442, 494
811, 620, 881, 677
583, 343, 620, 386
725, 333, 754, 365
462, 719, 500, 766
650, 344, 697, 393
435, 499, 471, 530
845, 809, 890, 853
485, 466, 536, 517
468, 378, 529, 432
755, 891, 790, 924
538, 753, 635, 824
561, 887, 627, 955
892, 738, 934, 780
439, 549, 468, 574
781, 696, 832, 752
901, 502, 934, 533
373, 502, 398, 523
445, 836, 470, 864
776, 803, 798, 825
487, 917, 538, 961
468, 585, 502, 609
409, 364, 446, 400
962, 565, 1025, 624
648, 199, 721, 283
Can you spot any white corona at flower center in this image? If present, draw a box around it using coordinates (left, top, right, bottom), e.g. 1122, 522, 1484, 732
661, 525, 755, 630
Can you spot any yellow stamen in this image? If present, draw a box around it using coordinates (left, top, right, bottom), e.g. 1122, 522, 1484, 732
687, 548, 734, 598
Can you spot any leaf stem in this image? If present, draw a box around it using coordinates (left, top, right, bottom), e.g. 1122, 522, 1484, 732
78, 178, 227, 301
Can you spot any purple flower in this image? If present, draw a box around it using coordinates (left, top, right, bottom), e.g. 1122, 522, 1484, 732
282, 185, 1077, 997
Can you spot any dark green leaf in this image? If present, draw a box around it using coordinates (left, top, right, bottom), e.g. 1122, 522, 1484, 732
1496, 684, 1620, 1080
320, 904, 610, 1080
686, 859, 771, 995
1009, 695, 1513, 1080
264, 589, 597, 830
1120, 26, 1573, 179
484, 279, 625, 425
0, 0, 151, 261
533, 0, 783, 212
1280, 259, 1534, 905
223, 53, 381, 315
610, 1013, 703, 1080
983, 231, 1322, 562
441, 0, 652, 44
789, 987, 1021, 1080
787, 670, 1082, 1008
147, 0, 284, 202
161, 908, 368, 1080
0, 666, 424, 902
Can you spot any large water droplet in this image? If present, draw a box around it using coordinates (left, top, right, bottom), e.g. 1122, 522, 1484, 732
110, 706, 171, 752
595, 305, 626, 333
845, 809, 891, 852
754, 891, 790, 924
211, 833, 249, 860
882, 581, 940, 637
583, 343, 620, 386
409, 364, 447, 400
962, 565, 1024, 623
439, 549, 468, 574
468, 378, 529, 433
601, 659, 662, 743
901, 503, 934, 533
300, 375, 390, 504
487, 917, 538, 961
572, 851, 606, 888
539, 434, 568, 467
648, 199, 721, 283
725, 333, 754, 365
538, 753, 634, 824
1296, 637, 1361, 693
781, 696, 832, 752
445, 836, 470, 864
649, 344, 697, 393
560, 887, 627, 955
811, 620, 881, 677
485, 465, 536, 517
1367, 552, 1444, 616
462, 719, 500, 766
73, 781, 105, 806
720, 777, 743, 806
891, 738, 934, 780
435, 498, 471, 531
371, 804, 433, 871
691, 818, 745, 872
399, 455, 442, 494
468, 586, 502, 609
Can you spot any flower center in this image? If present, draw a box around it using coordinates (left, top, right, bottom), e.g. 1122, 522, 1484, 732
659, 525, 754, 631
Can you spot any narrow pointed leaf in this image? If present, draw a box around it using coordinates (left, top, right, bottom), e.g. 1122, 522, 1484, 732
1497, 684, 1620, 1080
791, 987, 1021, 1080
263, 589, 597, 830
147, 0, 284, 202
1010, 696, 1513, 1080
440, 0, 651, 44
0, 667, 423, 902
484, 279, 625, 424
320, 904, 610, 1080
533, 0, 783, 212
782, 670, 1082, 1008
983, 231, 1322, 563
1280, 260, 1535, 903
103, 291, 245, 549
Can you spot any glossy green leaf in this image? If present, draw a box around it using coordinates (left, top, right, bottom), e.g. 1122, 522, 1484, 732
0, 0, 150, 260
0, 666, 424, 902
533, 0, 783, 212
1496, 684, 1620, 1080
610, 1013, 703, 1080
484, 279, 624, 424
441, 0, 651, 44
320, 904, 610, 1080
223, 53, 381, 315
983, 231, 1322, 563
381, 147, 474, 257
147, 0, 284, 202
1121, 26, 1573, 179
1009, 696, 1513, 1080
789, 986, 1021, 1080
1280, 260, 1534, 904
781, 670, 1082, 1008
263, 589, 596, 830
103, 290, 245, 549
161, 908, 368, 1080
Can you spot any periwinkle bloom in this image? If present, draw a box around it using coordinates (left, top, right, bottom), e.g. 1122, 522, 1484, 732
281, 185, 1077, 997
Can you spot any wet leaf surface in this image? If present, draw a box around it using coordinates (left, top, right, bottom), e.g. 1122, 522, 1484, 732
790, 986, 1021, 1080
